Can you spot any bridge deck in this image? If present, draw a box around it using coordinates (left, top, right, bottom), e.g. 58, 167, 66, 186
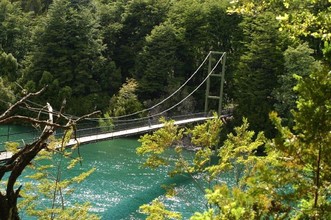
0, 116, 213, 161
68, 116, 213, 146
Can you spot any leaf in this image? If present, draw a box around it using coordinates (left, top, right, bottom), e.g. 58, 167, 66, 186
5, 141, 20, 153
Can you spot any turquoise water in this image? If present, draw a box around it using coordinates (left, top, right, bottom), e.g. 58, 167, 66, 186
2, 132, 208, 219
0, 125, 38, 151
65, 139, 206, 219
0, 125, 212, 219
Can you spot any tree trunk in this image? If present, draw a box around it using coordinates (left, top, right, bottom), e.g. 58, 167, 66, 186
0, 193, 20, 220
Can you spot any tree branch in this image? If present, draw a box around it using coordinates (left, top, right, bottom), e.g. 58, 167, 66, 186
0, 115, 69, 128
0, 87, 46, 120
0, 88, 100, 219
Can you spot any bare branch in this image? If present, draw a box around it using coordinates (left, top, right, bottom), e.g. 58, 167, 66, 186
0, 87, 46, 120
55, 99, 67, 123
0, 88, 101, 219
0, 115, 69, 129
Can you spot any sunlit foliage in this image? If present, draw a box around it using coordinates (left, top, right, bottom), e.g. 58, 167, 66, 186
17, 128, 100, 219
137, 69, 331, 219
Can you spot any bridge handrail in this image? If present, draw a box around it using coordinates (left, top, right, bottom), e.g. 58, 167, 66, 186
0, 111, 233, 153
0, 129, 38, 137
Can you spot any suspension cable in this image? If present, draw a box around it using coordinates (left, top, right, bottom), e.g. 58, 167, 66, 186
93, 51, 213, 121
103, 52, 225, 123
2, 51, 222, 124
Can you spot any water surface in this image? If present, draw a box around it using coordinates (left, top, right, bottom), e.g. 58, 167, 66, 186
16, 138, 207, 219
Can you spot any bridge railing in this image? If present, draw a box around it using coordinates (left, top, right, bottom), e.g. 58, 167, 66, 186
73, 112, 209, 138
0, 110, 233, 154
59, 111, 230, 139
0, 128, 40, 151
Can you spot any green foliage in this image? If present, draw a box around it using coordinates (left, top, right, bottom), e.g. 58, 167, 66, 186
322, 40, 331, 63
22, 0, 111, 114
137, 66, 331, 218
265, 69, 331, 218
135, 22, 184, 98
293, 70, 331, 140
153, 0, 241, 108
0, 77, 15, 112
5, 141, 19, 153
137, 115, 224, 173
137, 118, 184, 169
98, 112, 114, 132
111, 0, 169, 79
0, 51, 18, 81
0, 0, 32, 61
137, 116, 224, 218
139, 199, 182, 220
19, 128, 100, 219
229, 0, 331, 41
137, 115, 292, 218
19, 0, 53, 14
108, 78, 143, 117
207, 118, 265, 182
273, 43, 321, 126
234, 11, 285, 137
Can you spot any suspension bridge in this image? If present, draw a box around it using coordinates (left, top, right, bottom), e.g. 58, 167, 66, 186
0, 51, 229, 161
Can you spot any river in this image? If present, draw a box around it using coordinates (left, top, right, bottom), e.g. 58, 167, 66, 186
59, 138, 206, 219
1, 125, 207, 219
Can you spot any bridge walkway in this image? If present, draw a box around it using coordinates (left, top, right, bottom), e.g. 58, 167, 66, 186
0, 113, 222, 161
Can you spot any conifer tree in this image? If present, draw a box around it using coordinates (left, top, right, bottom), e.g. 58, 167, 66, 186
137, 69, 331, 219
112, 0, 169, 80
135, 23, 184, 98
234, 12, 284, 137
22, 0, 112, 115
0, 0, 32, 62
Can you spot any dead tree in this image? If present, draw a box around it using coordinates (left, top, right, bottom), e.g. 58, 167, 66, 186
0, 88, 99, 220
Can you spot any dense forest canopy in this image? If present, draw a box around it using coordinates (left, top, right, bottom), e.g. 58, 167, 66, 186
0, 0, 328, 129
1, 0, 243, 116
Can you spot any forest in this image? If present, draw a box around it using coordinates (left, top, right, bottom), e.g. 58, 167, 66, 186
0, 0, 329, 134
0, 0, 331, 219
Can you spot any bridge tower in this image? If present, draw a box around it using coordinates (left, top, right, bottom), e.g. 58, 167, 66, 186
204, 51, 226, 115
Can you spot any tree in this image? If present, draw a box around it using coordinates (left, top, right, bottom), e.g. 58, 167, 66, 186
234, 12, 284, 137
0, 0, 32, 62
136, 68, 331, 219
0, 88, 99, 219
95, 1, 123, 96
167, 0, 240, 57
229, 0, 331, 56
135, 0, 242, 106
19, 132, 98, 220
0, 51, 18, 82
141, 0, 243, 111
289, 69, 331, 217
22, 0, 111, 115
112, 0, 169, 80
137, 115, 224, 218
135, 22, 185, 98
107, 78, 142, 117
273, 43, 321, 126
0, 77, 15, 113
